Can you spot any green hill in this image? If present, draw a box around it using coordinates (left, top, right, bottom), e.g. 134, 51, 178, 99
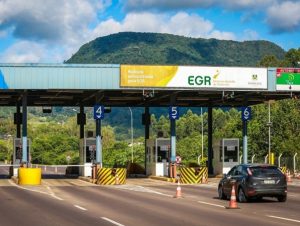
67, 32, 285, 66
65, 32, 286, 139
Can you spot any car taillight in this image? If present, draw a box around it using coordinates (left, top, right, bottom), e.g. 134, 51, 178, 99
247, 168, 252, 176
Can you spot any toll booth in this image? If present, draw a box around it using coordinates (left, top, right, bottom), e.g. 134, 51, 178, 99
146, 138, 170, 177
12, 138, 31, 176
79, 137, 96, 177
213, 138, 239, 175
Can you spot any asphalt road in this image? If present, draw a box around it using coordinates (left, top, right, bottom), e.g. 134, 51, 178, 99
0, 178, 299, 226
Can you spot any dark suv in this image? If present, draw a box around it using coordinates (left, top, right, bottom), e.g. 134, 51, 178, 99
218, 164, 287, 202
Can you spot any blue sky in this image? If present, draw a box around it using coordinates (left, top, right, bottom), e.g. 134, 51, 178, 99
0, 0, 300, 63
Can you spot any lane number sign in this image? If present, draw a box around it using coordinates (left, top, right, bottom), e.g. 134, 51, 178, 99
94, 105, 104, 120
169, 106, 179, 120
241, 107, 251, 121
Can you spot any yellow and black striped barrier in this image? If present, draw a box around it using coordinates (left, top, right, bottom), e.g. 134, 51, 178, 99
180, 167, 208, 184
280, 166, 287, 174
96, 168, 126, 185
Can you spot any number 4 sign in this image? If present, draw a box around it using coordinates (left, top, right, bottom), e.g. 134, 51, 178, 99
94, 105, 104, 120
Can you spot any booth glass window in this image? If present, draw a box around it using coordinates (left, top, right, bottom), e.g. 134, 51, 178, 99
224, 146, 238, 162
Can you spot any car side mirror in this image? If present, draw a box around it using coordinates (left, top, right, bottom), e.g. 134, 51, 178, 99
226, 174, 232, 180
223, 173, 227, 178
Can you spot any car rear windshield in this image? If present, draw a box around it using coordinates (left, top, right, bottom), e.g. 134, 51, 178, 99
249, 166, 282, 177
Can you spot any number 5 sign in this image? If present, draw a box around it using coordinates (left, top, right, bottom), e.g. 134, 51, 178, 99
94, 105, 104, 120
169, 106, 179, 120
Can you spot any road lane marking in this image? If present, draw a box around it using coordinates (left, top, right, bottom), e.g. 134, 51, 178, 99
8, 179, 64, 201
8, 179, 49, 195
101, 217, 125, 226
197, 201, 225, 208
74, 205, 87, 211
266, 215, 300, 223
114, 185, 172, 197
51, 194, 64, 201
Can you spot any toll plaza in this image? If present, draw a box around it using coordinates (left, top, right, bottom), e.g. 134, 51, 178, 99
0, 64, 299, 184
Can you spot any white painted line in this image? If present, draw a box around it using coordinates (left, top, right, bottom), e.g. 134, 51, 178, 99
101, 217, 125, 226
51, 194, 64, 201
198, 201, 225, 208
8, 180, 49, 195
8, 180, 64, 201
74, 205, 87, 211
266, 215, 300, 223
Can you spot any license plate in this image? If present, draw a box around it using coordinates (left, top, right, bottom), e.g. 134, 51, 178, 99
264, 180, 275, 184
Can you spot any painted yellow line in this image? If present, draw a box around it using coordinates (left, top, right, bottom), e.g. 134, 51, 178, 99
266, 215, 300, 223
101, 217, 125, 226
198, 201, 225, 208
74, 205, 87, 211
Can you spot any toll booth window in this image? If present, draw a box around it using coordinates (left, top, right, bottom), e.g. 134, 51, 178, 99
157, 146, 169, 162
224, 146, 238, 162
219, 146, 222, 162
86, 147, 96, 163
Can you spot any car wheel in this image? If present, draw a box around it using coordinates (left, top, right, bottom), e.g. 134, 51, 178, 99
238, 187, 248, 203
218, 185, 226, 200
277, 195, 287, 202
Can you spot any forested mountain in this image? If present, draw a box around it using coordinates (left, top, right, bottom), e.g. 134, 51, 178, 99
66, 32, 287, 139
67, 32, 285, 66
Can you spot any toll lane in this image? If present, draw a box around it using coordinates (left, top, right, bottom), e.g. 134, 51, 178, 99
1, 178, 299, 226
39, 179, 300, 226
0, 181, 115, 226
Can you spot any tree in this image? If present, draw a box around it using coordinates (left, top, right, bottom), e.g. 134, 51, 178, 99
283, 48, 300, 67
257, 55, 280, 67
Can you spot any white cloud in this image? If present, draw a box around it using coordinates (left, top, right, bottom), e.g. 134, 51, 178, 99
0, 0, 104, 43
93, 12, 236, 40
266, 1, 300, 33
0, 0, 112, 62
0, 41, 45, 63
0, 41, 73, 63
242, 29, 259, 40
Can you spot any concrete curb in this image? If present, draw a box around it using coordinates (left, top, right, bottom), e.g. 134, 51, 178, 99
149, 176, 177, 183
11, 176, 18, 184
78, 176, 94, 183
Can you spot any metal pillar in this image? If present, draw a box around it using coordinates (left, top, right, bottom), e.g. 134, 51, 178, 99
170, 119, 176, 162
16, 104, 21, 138
208, 106, 213, 175
22, 93, 27, 165
242, 120, 248, 164
144, 107, 150, 174
170, 118, 176, 178
268, 101, 271, 164
96, 119, 102, 167
128, 107, 133, 163
80, 105, 84, 139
